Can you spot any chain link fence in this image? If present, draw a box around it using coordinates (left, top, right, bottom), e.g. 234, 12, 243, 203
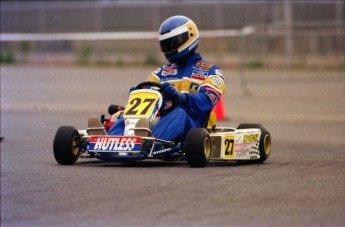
1, 1, 344, 69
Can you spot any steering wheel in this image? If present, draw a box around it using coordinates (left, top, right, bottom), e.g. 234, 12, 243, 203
136, 81, 161, 89
135, 81, 176, 114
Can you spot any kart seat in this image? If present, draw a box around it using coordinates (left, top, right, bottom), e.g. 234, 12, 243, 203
87, 115, 104, 135
202, 111, 217, 129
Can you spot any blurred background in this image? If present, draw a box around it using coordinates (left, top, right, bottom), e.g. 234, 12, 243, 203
1, 0, 344, 70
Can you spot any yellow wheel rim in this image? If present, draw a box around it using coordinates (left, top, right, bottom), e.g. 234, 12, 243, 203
263, 134, 271, 156
71, 135, 80, 156
204, 137, 211, 160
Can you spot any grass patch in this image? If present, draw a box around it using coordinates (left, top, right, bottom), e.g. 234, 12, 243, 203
76, 45, 93, 65
0, 50, 15, 64
245, 59, 264, 69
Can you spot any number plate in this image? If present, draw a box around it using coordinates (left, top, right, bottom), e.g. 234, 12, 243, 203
224, 135, 235, 159
124, 90, 160, 117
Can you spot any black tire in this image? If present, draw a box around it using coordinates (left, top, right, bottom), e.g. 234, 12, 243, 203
237, 123, 271, 164
185, 128, 212, 167
108, 104, 118, 115
53, 126, 80, 165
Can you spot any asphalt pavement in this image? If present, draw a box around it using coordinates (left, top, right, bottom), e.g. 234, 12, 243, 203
1, 65, 344, 226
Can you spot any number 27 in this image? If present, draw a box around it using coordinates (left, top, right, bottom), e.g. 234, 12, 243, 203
125, 98, 155, 115
224, 138, 234, 157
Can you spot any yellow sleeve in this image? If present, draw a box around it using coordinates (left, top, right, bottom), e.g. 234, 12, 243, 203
202, 75, 226, 95
147, 73, 161, 83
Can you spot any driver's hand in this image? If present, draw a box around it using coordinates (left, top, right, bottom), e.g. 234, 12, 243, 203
160, 82, 177, 98
129, 86, 136, 93
160, 82, 187, 105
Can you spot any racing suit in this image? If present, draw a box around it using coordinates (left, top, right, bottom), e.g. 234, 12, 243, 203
108, 52, 226, 141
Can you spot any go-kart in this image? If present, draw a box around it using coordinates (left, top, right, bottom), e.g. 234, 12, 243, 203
53, 82, 271, 167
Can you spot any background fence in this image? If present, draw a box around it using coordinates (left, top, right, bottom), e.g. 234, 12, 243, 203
1, 0, 344, 69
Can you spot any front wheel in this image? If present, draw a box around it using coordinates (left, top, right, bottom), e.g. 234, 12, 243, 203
237, 123, 271, 164
53, 126, 80, 165
185, 128, 212, 167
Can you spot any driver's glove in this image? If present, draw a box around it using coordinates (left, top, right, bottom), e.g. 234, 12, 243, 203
160, 82, 187, 105
129, 86, 136, 93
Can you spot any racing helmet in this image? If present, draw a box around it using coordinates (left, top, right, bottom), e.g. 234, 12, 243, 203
159, 15, 199, 63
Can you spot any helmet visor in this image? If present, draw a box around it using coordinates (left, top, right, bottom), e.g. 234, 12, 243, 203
159, 32, 189, 54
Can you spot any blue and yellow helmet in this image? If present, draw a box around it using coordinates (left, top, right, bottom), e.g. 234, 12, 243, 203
159, 15, 199, 63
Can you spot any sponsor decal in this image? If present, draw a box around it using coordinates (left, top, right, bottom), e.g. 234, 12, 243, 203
237, 152, 249, 159
189, 82, 200, 92
152, 148, 172, 156
234, 143, 257, 159
89, 136, 141, 151
161, 77, 180, 82
206, 91, 218, 104
162, 65, 178, 76
204, 86, 221, 98
235, 136, 242, 143
243, 134, 259, 143
215, 69, 224, 79
191, 70, 208, 81
196, 61, 213, 70
250, 141, 260, 158
211, 77, 223, 89
239, 144, 251, 153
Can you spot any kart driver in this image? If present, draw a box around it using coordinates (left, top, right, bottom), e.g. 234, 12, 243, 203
107, 15, 226, 141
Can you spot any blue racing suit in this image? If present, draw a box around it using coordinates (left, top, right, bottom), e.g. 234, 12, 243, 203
108, 52, 226, 141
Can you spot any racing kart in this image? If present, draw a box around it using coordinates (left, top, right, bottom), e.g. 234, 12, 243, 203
53, 82, 271, 167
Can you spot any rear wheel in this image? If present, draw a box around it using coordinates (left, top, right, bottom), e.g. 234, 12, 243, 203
53, 126, 80, 165
237, 123, 271, 164
185, 128, 212, 167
